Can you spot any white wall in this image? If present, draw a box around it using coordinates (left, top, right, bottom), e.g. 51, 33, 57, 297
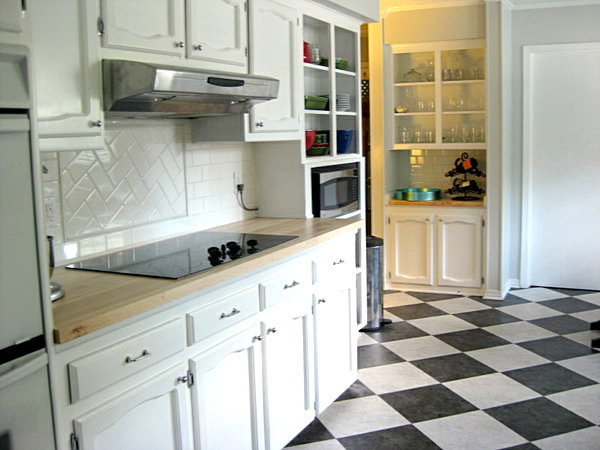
507, 4, 600, 281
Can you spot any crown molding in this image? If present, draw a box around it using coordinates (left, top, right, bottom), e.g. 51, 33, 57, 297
491, 0, 600, 10
381, 0, 484, 15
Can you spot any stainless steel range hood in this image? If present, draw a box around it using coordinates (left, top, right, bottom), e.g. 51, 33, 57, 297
102, 60, 279, 119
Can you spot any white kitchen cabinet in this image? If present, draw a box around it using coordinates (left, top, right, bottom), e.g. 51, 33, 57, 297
72, 362, 194, 450
0, 0, 26, 37
189, 325, 265, 450
387, 206, 484, 294
30, 0, 104, 151
261, 296, 314, 450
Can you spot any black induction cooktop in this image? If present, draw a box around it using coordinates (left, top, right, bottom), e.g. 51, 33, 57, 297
66, 231, 298, 279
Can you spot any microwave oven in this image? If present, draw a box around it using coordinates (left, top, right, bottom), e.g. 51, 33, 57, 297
311, 163, 360, 218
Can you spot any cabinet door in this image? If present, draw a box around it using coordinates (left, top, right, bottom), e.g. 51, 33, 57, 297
248, 0, 301, 134
189, 325, 264, 450
388, 213, 434, 285
313, 286, 357, 414
436, 214, 483, 288
73, 362, 193, 450
30, 0, 104, 151
262, 298, 314, 450
186, 0, 247, 70
0, 0, 25, 34
100, 0, 186, 55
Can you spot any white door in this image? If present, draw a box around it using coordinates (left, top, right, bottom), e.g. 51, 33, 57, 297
186, 0, 248, 70
387, 213, 434, 285
523, 43, 600, 290
73, 363, 193, 450
313, 287, 356, 414
100, 0, 186, 55
436, 214, 482, 288
189, 325, 264, 450
248, 0, 301, 134
261, 298, 314, 450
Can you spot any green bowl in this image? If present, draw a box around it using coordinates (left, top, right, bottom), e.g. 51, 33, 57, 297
304, 95, 328, 110
394, 188, 441, 201
307, 144, 330, 156
335, 59, 348, 70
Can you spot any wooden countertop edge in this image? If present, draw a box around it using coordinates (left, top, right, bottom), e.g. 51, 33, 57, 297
52, 218, 363, 344
388, 199, 485, 207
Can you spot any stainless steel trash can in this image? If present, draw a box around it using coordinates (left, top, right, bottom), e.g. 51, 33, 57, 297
361, 236, 389, 331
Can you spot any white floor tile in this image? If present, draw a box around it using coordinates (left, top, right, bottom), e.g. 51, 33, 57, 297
407, 315, 477, 335
357, 333, 379, 347
466, 344, 550, 372
570, 309, 600, 323
509, 287, 567, 301
382, 310, 402, 323
383, 336, 460, 361
358, 362, 437, 394
384, 292, 423, 307
428, 297, 491, 314
533, 426, 600, 450
286, 440, 346, 450
483, 321, 557, 343
557, 354, 600, 382
563, 330, 600, 346
444, 373, 540, 409
497, 302, 562, 320
317, 396, 409, 438
415, 410, 527, 450
547, 384, 600, 424
575, 292, 600, 306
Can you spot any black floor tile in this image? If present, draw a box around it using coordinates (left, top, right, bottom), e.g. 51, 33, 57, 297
471, 294, 529, 308
529, 315, 590, 335
500, 444, 541, 450
485, 397, 594, 441
364, 321, 429, 343
386, 303, 446, 320
338, 425, 441, 450
405, 291, 463, 302
456, 309, 521, 327
358, 344, 404, 369
539, 297, 599, 314
335, 380, 376, 402
381, 384, 477, 423
435, 328, 511, 352
411, 353, 495, 382
551, 287, 597, 297
503, 363, 597, 395
285, 418, 334, 447
518, 336, 598, 361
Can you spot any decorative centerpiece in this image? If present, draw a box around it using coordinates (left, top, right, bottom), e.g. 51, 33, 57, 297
444, 152, 486, 201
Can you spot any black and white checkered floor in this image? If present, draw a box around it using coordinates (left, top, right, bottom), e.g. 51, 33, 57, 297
286, 287, 600, 449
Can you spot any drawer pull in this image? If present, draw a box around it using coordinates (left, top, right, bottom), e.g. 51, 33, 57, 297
124, 349, 151, 364
220, 308, 241, 319
318, 298, 326, 304
253, 335, 263, 342
284, 280, 300, 289
267, 327, 277, 334
333, 259, 345, 265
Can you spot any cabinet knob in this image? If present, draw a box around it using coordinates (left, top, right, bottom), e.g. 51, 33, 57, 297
175, 41, 185, 48
90, 120, 102, 128
193, 44, 202, 51
253, 335, 264, 342
318, 298, 326, 304
425, 218, 431, 222
256, 122, 264, 128
267, 327, 277, 334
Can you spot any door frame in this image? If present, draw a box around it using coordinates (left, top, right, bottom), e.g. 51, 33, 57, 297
520, 41, 600, 288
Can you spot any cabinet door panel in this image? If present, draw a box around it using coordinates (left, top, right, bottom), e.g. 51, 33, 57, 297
0, 0, 24, 33
187, 0, 247, 68
101, 0, 185, 55
30, 0, 103, 150
249, 0, 301, 133
436, 214, 482, 288
262, 299, 314, 450
190, 326, 263, 450
73, 363, 193, 450
388, 213, 434, 285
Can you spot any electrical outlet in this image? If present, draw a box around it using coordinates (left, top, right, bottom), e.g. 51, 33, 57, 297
45, 197, 59, 227
233, 172, 242, 193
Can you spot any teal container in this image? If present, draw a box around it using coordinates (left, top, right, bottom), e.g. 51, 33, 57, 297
394, 188, 441, 201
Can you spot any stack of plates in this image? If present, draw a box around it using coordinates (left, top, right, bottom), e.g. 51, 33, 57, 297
319, 94, 351, 112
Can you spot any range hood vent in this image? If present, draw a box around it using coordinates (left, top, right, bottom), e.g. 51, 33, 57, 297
102, 60, 279, 119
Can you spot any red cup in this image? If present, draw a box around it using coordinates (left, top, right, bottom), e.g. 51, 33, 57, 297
303, 42, 310, 63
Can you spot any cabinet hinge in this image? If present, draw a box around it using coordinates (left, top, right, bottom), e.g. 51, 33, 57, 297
21, 0, 27, 13
244, 1, 247, 12
297, 17, 300, 26
245, 47, 248, 57
482, 276, 485, 285
482, 218, 485, 227
388, 271, 391, 279
388, 217, 391, 224
70, 433, 80, 450
186, 370, 195, 387
97, 17, 104, 36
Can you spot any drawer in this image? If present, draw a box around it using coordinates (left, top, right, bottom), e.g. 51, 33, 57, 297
68, 318, 186, 403
313, 237, 356, 284
187, 286, 259, 345
259, 261, 311, 310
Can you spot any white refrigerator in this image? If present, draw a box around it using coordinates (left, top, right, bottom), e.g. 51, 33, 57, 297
0, 44, 55, 449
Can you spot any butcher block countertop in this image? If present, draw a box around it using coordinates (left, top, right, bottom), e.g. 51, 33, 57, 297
389, 198, 485, 207
51, 218, 363, 344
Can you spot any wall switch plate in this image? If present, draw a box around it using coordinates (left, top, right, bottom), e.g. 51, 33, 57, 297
45, 197, 59, 227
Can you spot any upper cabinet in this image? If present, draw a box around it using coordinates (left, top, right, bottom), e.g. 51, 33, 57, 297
99, 0, 248, 71
30, 0, 104, 151
0, 0, 27, 42
387, 39, 486, 150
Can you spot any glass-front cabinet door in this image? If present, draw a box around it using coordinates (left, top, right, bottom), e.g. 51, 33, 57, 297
389, 40, 485, 150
